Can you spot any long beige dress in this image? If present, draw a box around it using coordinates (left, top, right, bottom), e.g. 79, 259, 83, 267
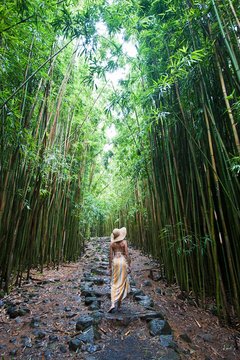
111, 252, 130, 307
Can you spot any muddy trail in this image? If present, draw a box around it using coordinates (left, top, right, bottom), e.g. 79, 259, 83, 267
0, 237, 239, 359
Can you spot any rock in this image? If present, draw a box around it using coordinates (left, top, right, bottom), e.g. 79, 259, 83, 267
7, 305, 30, 318
76, 326, 98, 344
143, 280, 152, 286
179, 333, 192, 343
159, 349, 180, 360
66, 312, 77, 319
91, 310, 104, 322
177, 292, 188, 300
64, 306, 72, 312
91, 269, 107, 276
19, 306, 30, 316
136, 295, 154, 308
0, 344, 6, 350
43, 299, 50, 304
21, 336, 32, 348
7, 306, 19, 319
132, 288, 145, 297
199, 333, 214, 343
9, 349, 18, 356
89, 302, 100, 311
140, 312, 165, 321
15, 317, 23, 324
9, 337, 17, 344
76, 315, 94, 331
49, 334, 59, 342
35, 339, 44, 348
81, 287, 94, 297
59, 344, 67, 353
208, 304, 218, 316
86, 344, 101, 354
160, 335, 174, 347
0, 300, 4, 307
93, 289, 109, 297
28, 292, 39, 298
149, 319, 172, 336
32, 329, 46, 339
71, 295, 81, 302
85, 296, 98, 306
156, 288, 163, 295
93, 278, 105, 285
69, 338, 82, 351
30, 317, 40, 328
44, 349, 52, 359
130, 279, 136, 286
82, 276, 94, 282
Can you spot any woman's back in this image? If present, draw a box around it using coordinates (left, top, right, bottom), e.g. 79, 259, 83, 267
111, 240, 126, 255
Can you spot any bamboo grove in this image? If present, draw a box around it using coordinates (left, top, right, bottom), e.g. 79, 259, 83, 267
1, 0, 240, 322
0, 0, 107, 291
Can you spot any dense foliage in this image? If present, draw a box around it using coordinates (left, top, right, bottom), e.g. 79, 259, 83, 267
1, 0, 239, 321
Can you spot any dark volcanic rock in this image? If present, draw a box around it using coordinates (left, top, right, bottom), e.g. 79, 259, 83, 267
93, 278, 105, 285
71, 295, 81, 302
76, 325, 98, 344
159, 349, 180, 360
59, 344, 67, 353
69, 338, 82, 351
91, 310, 104, 322
160, 335, 174, 347
198, 333, 214, 343
86, 344, 101, 354
149, 319, 172, 336
89, 302, 101, 311
64, 306, 72, 312
91, 269, 107, 276
143, 280, 152, 287
156, 288, 163, 295
9, 337, 17, 344
49, 334, 59, 342
76, 315, 94, 331
81, 287, 94, 297
179, 333, 192, 343
7, 306, 19, 319
85, 296, 98, 306
30, 317, 41, 328
9, 349, 18, 356
21, 336, 32, 348
44, 349, 52, 359
132, 289, 145, 298
140, 311, 165, 321
7, 305, 30, 318
32, 329, 46, 339
135, 295, 154, 308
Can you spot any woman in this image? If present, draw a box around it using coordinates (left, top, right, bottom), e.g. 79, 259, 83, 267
108, 227, 131, 313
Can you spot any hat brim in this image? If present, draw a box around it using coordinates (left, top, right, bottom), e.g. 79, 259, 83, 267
111, 227, 127, 242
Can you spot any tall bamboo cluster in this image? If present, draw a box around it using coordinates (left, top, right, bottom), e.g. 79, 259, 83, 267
101, 0, 240, 320
0, 1, 102, 292
131, 0, 240, 319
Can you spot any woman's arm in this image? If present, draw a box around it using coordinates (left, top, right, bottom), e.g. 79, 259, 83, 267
124, 241, 131, 267
109, 244, 113, 272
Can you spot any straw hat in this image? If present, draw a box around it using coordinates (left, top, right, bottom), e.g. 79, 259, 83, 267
111, 227, 127, 243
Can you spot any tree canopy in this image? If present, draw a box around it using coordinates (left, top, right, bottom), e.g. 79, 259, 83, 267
1, 0, 240, 321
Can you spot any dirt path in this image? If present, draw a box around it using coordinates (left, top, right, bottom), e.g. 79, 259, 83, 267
0, 237, 239, 359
